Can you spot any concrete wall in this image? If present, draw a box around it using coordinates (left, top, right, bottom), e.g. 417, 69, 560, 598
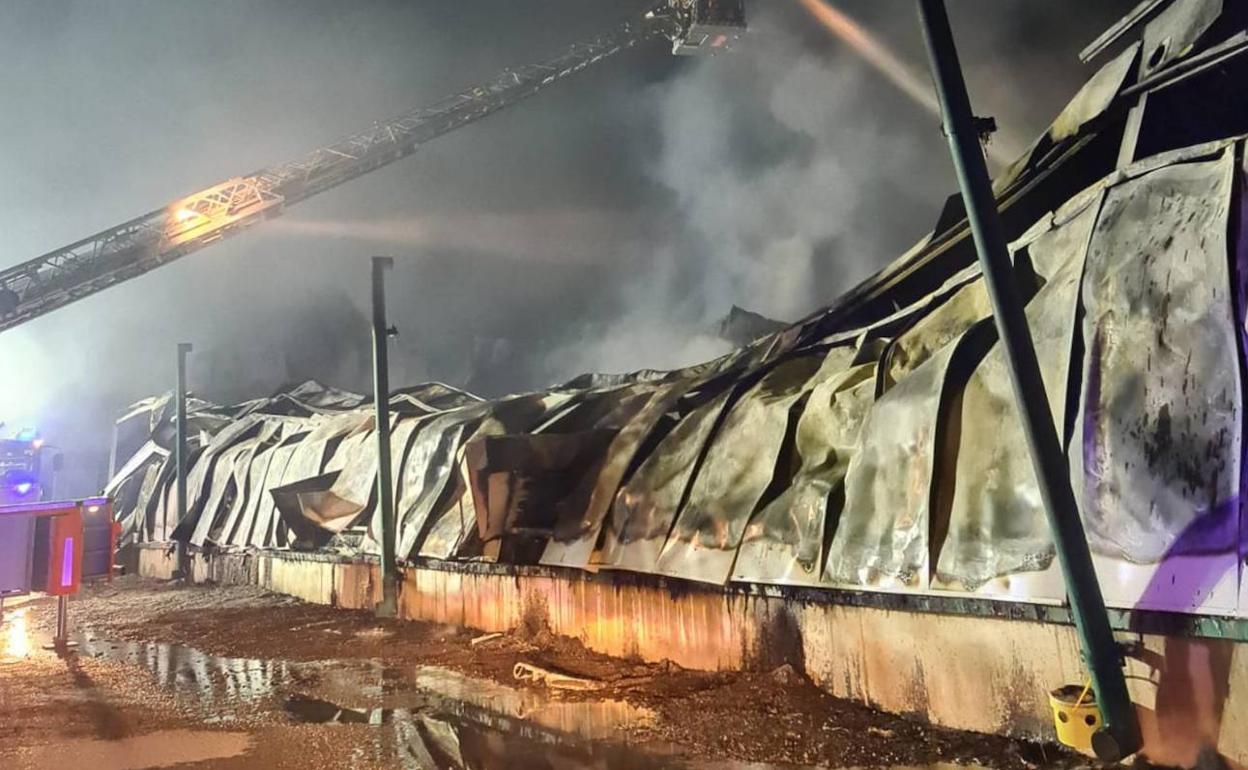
136, 547, 1247, 767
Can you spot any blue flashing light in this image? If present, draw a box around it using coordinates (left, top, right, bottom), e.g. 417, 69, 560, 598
15, 427, 38, 442
2, 469, 38, 500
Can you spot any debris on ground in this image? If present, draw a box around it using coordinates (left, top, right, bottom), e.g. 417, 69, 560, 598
769, 662, 801, 685
513, 661, 603, 691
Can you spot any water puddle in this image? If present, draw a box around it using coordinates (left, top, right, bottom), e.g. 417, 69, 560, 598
59, 632, 795, 769
4, 618, 1003, 770
2, 606, 34, 660
12, 729, 252, 769
73, 634, 296, 720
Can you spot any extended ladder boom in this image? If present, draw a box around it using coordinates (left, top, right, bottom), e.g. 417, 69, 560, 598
0, 9, 689, 333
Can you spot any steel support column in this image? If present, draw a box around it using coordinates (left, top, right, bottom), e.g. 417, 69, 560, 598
175, 341, 192, 578
915, 0, 1140, 758
371, 256, 399, 618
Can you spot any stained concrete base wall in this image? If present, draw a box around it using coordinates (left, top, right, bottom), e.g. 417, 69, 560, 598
136, 547, 1247, 768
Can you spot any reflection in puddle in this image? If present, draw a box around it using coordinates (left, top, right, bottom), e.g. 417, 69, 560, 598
27, 632, 1001, 770
2, 607, 32, 659
12, 729, 252, 770
74, 635, 293, 719
66, 634, 744, 769
410, 664, 657, 740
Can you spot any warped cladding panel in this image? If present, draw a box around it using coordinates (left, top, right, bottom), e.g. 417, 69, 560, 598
825, 335, 972, 588
546, 390, 673, 562
392, 411, 479, 557
541, 387, 657, 568
268, 413, 369, 546
733, 350, 876, 587
422, 392, 571, 560
657, 354, 825, 585
1075, 150, 1239, 563
820, 274, 996, 589
597, 386, 736, 573
935, 194, 1102, 591
215, 425, 278, 545
1073, 149, 1243, 615
417, 459, 476, 560
576, 383, 688, 564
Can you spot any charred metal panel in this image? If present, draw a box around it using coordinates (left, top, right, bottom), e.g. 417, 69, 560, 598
597, 387, 736, 573
233, 439, 282, 547
132, 461, 164, 542
190, 440, 254, 546
732, 348, 876, 586
1053, 43, 1141, 143
393, 412, 481, 558
468, 430, 613, 562
883, 278, 992, 391
324, 419, 374, 474
541, 388, 665, 568
657, 355, 825, 585
826, 289, 994, 588
1074, 150, 1240, 567
267, 413, 370, 547
252, 439, 303, 547
416, 456, 477, 560
1139, 0, 1223, 78
185, 416, 261, 510
184, 416, 265, 546
317, 416, 403, 550
578, 383, 693, 567
422, 393, 570, 560
995, 42, 1139, 194
213, 421, 282, 546
935, 195, 1102, 590
272, 472, 341, 549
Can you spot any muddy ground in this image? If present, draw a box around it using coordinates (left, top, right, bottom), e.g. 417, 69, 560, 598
0, 576, 1097, 769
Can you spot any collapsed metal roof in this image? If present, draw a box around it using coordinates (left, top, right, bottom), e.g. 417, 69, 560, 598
111, 0, 1248, 617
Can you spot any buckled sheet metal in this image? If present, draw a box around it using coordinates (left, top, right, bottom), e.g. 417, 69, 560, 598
825, 278, 995, 589
1074, 150, 1240, 562
935, 192, 1102, 590
657, 354, 825, 585
732, 347, 875, 586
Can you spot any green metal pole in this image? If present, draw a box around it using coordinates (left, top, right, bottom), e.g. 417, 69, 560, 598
371, 256, 399, 619
915, 0, 1140, 759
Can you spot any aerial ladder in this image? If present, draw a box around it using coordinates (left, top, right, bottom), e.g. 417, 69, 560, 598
0, 2, 744, 334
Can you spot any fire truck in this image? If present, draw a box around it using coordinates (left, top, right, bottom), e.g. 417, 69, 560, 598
0, 431, 61, 505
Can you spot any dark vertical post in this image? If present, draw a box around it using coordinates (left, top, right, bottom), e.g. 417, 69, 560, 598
916, 0, 1139, 759
372, 256, 398, 618
175, 342, 192, 578
175, 341, 192, 534
55, 595, 68, 642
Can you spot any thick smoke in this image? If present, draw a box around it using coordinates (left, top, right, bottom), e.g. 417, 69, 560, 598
0, 1, 1133, 495
543, 0, 1137, 378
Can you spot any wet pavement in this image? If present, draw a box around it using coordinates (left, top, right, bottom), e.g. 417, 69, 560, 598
71, 635, 695, 768
2, 605, 797, 769
2, 582, 1080, 769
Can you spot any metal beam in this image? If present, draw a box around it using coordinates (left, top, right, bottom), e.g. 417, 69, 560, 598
915, 0, 1141, 759
371, 257, 398, 619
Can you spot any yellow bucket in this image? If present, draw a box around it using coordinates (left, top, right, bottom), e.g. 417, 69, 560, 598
1049, 683, 1102, 751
